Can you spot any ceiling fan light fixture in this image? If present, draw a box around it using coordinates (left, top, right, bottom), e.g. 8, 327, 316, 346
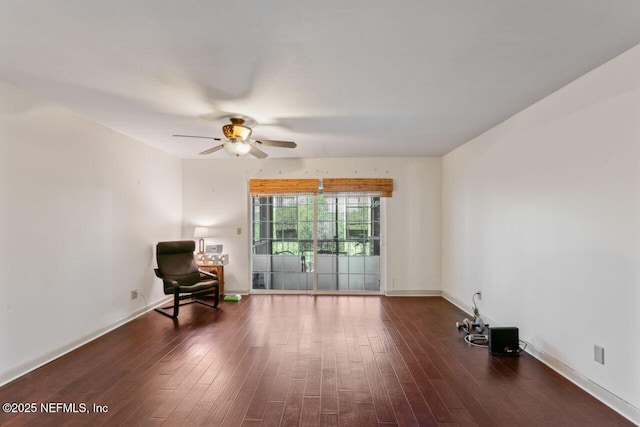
224, 140, 252, 156
174, 116, 295, 159
222, 118, 252, 140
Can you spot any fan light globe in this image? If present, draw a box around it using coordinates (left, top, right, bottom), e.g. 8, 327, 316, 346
224, 140, 252, 156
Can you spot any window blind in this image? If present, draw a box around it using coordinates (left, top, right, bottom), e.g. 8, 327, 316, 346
322, 178, 393, 197
249, 179, 319, 196
249, 178, 393, 197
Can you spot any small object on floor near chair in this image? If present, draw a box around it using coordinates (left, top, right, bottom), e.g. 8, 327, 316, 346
224, 294, 242, 301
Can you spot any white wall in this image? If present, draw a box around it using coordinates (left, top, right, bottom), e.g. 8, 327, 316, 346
0, 81, 183, 384
442, 45, 640, 420
182, 157, 441, 295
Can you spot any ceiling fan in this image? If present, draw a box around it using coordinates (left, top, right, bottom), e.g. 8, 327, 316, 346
173, 117, 297, 158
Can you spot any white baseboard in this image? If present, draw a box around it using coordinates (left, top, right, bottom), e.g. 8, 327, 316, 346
442, 291, 502, 327
385, 290, 442, 297
0, 295, 171, 387
524, 343, 640, 425
245, 290, 442, 297
441, 291, 472, 314
225, 289, 252, 295
248, 290, 384, 296
442, 291, 639, 425
441, 290, 473, 314
249, 289, 313, 295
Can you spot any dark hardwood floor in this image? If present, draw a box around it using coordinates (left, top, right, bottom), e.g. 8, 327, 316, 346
0, 295, 632, 426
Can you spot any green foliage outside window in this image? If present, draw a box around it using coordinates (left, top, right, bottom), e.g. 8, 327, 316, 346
252, 195, 379, 257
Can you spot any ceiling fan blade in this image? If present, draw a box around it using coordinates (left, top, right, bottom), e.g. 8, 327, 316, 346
199, 144, 225, 155
173, 134, 222, 141
249, 145, 269, 159
255, 139, 297, 148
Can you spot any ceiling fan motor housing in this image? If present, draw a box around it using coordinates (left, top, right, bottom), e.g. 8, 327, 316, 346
222, 118, 252, 140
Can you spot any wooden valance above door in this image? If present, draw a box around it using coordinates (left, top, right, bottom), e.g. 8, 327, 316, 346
249, 178, 393, 197
322, 178, 393, 197
249, 179, 319, 196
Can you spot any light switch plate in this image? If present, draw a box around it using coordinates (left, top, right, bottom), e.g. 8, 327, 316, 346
594, 345, 604, 364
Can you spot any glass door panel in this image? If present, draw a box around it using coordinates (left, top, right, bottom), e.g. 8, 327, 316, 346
313, 194, 381, 292
251, 193, 380, 293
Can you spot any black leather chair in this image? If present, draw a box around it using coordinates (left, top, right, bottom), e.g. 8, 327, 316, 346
154, 240, 219, 318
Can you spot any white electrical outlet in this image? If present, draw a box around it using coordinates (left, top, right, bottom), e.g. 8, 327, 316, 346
594, 345, 604, 364
131, 289, 138, 300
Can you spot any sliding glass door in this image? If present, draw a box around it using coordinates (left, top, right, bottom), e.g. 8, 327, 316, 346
316, 194, 380, 292
251, 194, 382, 293
251, 195, 314, 291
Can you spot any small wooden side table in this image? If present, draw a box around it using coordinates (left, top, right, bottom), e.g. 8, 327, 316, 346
198, 264, 225, 296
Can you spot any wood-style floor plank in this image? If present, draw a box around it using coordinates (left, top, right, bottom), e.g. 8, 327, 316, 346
280, 379, 305, 426
261, 401, 285, 427
0, 295, 633, 426
300, 397, 321, 426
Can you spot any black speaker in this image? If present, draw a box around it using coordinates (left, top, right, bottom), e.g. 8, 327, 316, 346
488, 327, 520, 356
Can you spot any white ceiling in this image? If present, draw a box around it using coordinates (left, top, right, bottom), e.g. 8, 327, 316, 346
2, 1, 640, 159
